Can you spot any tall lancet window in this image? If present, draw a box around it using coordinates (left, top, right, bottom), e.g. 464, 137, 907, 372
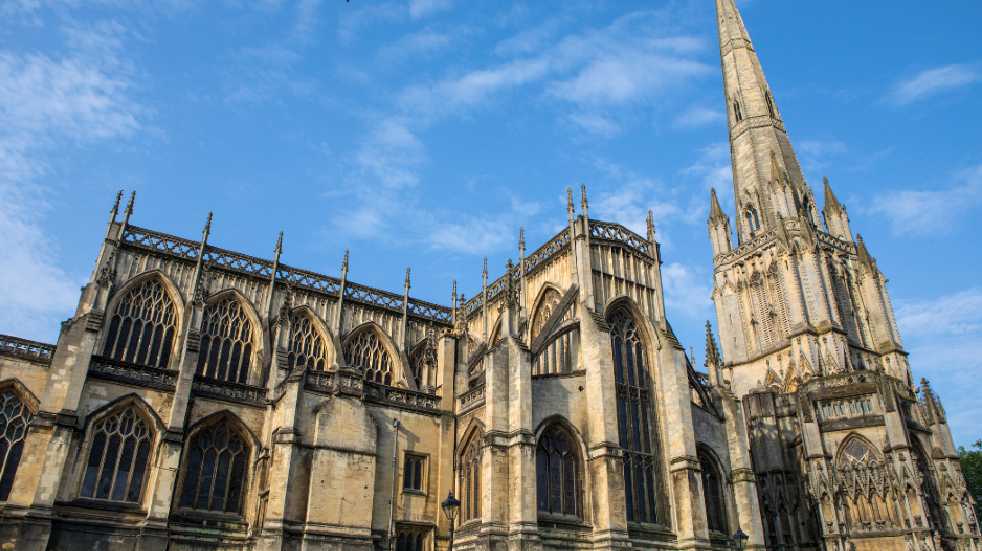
699, 449, 727, 534
732, 99, 743, 122
765, 90, 776, 118
536, 423, 583, 519
197, 296, 255, 384
103, 278, 177, 368
0, 387, 33, 501
744, 206, 761, 236
344, 328, 394, 385
608, 305, 660, 524
460, 430, 483, 522
287, 313, 328, 371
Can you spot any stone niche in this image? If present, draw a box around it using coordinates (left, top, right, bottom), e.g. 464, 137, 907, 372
306, 396, 378, 532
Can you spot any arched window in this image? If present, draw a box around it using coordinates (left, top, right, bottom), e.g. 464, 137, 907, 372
536, 423, 582, 519
699, 449, 727, 533
409, 334, 436, 389
179, 417, 249, 514
764, 90, 776, 118
460, 431, 482, 522
197, 296, 256, 384
732, 99, 743, 122
608, 305, 660, 524
744, 206, 761, 235
287, 312, 328, 371
531, 288, 562, 342
103, 278, 177, 368
80, 404, 154, 503
0, 387, 33, 500
344, 328, 394, 385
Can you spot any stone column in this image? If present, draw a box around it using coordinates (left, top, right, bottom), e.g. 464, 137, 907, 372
721, 389, 766, 550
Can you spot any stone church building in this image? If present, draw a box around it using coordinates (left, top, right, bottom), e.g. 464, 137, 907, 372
0, 1, 978, 550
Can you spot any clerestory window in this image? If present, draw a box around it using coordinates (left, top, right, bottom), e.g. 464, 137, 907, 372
197, 296, 255, 384
103, 278, 177, 368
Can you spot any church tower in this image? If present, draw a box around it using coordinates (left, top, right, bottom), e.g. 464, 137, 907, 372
709, 0, 911, 393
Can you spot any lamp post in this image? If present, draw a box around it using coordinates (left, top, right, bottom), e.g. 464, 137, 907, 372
733, 528, 749, 551
441, 490, 461, 551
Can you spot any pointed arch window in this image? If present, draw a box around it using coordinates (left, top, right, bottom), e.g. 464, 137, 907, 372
460, 431, 483, 522
80, 405, 154, 503
409, 333, 436, 389
732, 99, 743, 122
178, 417, 249, 515
744, 206, 761, 236
197, 296, 256, 384
0, 387, 33, 501
608, 305, 661, 524
699, 449, 727, 534
345, 328, 394, 385
536, 423, 583, 519
288, 313, 328, 371
531, 288, 562, 342
103, 278, 177, 368
764, 90, 776, 118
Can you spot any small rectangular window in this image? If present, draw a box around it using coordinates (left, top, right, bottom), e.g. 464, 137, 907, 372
403, 453, 426, 493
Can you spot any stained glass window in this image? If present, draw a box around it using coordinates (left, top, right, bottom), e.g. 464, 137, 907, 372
103, 278, 177, 368
536, 423, 582, 518
197, 296, 255, 384
80, 406, 153, 503
179, 418, 249, 514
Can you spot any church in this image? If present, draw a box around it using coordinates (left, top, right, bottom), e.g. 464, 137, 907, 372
0, 1, 978, 550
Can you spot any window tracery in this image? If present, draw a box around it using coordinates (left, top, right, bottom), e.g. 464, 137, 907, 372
344, 328, 394, 385
179, 418, 249, 515
288, 313, 328, 371
745, 206, 761, 235
536, 423, 582, 519
460, 431, 482, 522
608, 305, 661, 524
197, 296, 255, 384
531, 288, 562, 342
0, 388, 32, 501
103, 278, 177, 368
409, 333, 436, 389
80, 405, 153, 503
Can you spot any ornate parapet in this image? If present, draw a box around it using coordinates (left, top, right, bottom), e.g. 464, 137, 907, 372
363, 381, 441, 414
458, 383, 485, 413
192, 377, 266, 407
88, 355, 177, 391
0, 334, 55, 364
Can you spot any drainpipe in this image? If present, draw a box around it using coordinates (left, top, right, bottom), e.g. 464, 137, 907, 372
389, 418, 401, 550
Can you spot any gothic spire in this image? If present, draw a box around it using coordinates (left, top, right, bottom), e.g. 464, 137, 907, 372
716, 0, 811, 241
708, 188, 726, 222
823, 177, 843, 212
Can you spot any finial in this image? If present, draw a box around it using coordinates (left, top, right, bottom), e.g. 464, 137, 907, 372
122, 190, 136, 226
566, 187, 574, 216
506, 258, 514, 272
109, 190, 123, 222
646, 209, 656, 242
202, 211, 213, 242
580, 184, 589, 217
482, 257, 488, 282
341, 248, 349, 274
404, 267, 412, 290
451, 279, 458, 307
518, 227, 526, 256
275, 231, 284, 254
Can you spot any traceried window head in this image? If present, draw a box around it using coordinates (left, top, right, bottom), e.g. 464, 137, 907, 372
608, 304, 661, 524
179, 418, 249, 515
460, 430, 483, 522
536, 423, 582, 519
409, 335, 436, 389
0, 388, 33, 501
197, 296, 256, 384
80, 405, 153, 503
531, 288, 562, 342
344, 328, 394, 386
288, 313, 328, 372
745, 206, 761, 236
103, 278, 177, 368
699, 449, 727, 534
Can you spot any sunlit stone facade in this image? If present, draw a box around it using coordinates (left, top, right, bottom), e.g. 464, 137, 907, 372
0, 1, 977, 550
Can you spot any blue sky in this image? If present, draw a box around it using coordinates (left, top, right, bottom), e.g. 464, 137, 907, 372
1, 0, 980, 444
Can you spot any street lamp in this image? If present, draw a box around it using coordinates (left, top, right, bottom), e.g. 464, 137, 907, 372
441, 490, 461, 550
733, 528, 749, 551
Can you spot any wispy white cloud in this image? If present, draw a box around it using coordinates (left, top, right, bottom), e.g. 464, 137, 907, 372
354, 117, 426, 190
887, 63, 980, 105
673, 105, 723, 129
0, 21, 142, 340
567, 112, 620, 138
409, 0, 453, 19
865, 164, 982, 235
662, 261, 713, 319
379, 27, 463, 63
896, 288, 982, 444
